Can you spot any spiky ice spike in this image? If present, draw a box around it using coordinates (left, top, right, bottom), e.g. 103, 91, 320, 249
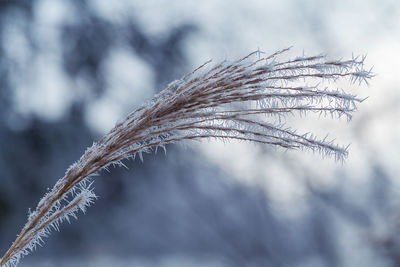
1, 185, 96, 267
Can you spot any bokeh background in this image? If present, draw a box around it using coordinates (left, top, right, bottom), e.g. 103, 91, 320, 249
0, 0, 399, 266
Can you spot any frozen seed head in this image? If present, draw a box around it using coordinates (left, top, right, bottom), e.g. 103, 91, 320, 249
0, 48, 372, 267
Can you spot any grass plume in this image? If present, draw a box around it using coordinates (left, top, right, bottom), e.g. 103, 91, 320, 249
0, 48, 372, 266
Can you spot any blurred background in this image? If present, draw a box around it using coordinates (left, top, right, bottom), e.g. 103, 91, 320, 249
0, 0, 399, 266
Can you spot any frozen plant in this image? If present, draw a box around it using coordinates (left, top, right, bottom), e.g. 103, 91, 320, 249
0, 48, 373, 266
